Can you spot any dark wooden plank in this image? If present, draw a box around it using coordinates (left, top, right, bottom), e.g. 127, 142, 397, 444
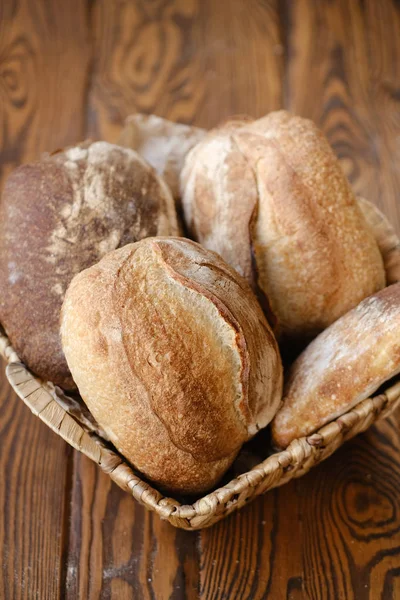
297, 416, 400, 600
87, 0, 206, 141
0, 0, 91, 187
0, 1, 91, 598
0, 357, 72, 600
283, 0, 400, 230
199, 491, 294, 600
198, 416, 400, 600
65, 453, 199, 599
190, 0, 284, 127
87, 0, 284, 139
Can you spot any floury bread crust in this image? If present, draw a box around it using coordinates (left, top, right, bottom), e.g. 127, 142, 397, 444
271, 283, 400, 449
61, 237, 283, 494
0, 142, 178, 388
118, 113, 206, 203
181, 111, 386, 341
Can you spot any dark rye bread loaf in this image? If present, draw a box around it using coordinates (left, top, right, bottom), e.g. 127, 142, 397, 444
0, 141, 178, 388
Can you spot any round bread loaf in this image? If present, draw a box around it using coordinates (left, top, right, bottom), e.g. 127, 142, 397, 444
271, 282, 400, 449
60, 237, 283, 494
181, 111, 386, 342
0, 141, 178, 388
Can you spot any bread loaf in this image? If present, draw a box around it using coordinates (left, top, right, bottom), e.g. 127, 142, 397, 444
357, 197, 400, 285
118, 114, 206, 203
0, 142, 178, 388
271, 283, 400, 449
181, 111, 386, 342
61, 237, 283, 493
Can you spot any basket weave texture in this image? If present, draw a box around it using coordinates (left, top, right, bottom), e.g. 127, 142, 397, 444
1, 199, 400, 530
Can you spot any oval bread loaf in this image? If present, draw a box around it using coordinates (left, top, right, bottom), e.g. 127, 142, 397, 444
61, 237, 283, 494
0, 141, 178, 388
181, 111, 386, 342
271, 283, 400, 449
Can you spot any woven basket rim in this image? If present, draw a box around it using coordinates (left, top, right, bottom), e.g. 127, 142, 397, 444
2, 328, 400, 530
1, 198, 400, 530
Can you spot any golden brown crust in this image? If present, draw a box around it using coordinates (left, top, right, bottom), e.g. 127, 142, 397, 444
271, 283, 400, 449
181, 110, 386, 341
61, 237, 283, 493
0, 142, 178, 388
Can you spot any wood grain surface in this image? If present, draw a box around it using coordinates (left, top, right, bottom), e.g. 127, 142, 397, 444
0, 357, 72, 600
1, 0, 400, 598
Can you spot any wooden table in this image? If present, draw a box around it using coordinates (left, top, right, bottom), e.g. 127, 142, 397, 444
1, 1, 400, 598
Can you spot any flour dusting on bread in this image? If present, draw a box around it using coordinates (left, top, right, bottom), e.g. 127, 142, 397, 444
272, 283, 400, 448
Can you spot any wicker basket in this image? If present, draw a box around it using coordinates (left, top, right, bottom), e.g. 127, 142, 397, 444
2, 199, 400, 531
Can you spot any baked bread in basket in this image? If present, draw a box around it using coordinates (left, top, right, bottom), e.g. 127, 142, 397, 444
1, 112, 400, 530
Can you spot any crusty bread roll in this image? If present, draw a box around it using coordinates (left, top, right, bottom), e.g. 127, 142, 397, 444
181, 111, 386, 342
61, 237, 283, 494
118, 114, 206, 203
0, 142, 178, 388
271, 283, 400, 449
357, 197, 400, 285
